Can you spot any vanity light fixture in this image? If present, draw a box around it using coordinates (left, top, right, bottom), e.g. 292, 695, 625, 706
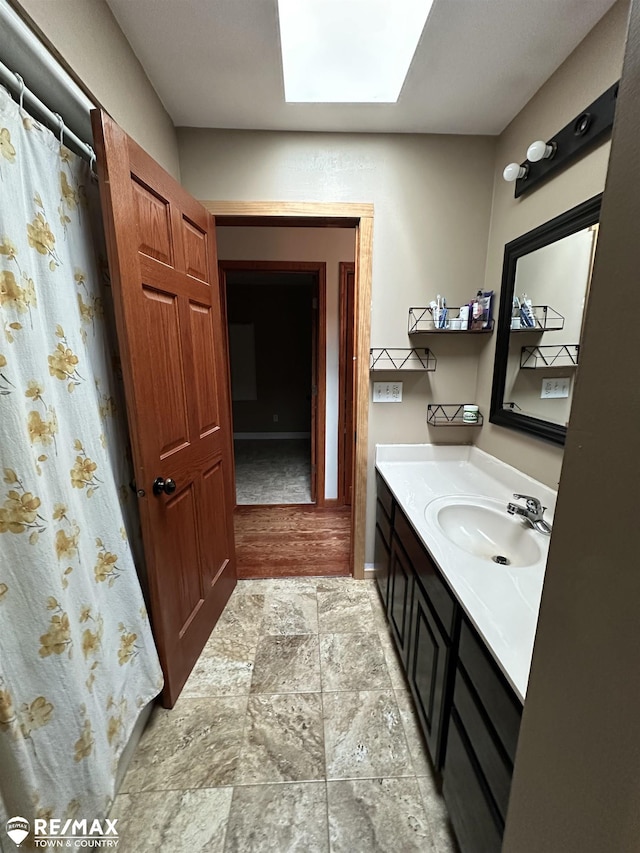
503, 81, 619, 198
503, 162, 529, 183
526, 140, 557, 162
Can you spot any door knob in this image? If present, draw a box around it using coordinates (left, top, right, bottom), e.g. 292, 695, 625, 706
153, 477, 177, 496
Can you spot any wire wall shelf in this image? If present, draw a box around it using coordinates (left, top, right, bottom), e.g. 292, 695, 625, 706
511, 305, 565, 332
408, 307, 493, 334
503, 401, 522, 411
427, 404, 484, 427
370, 348, 436, 371
520, 344, 580, 369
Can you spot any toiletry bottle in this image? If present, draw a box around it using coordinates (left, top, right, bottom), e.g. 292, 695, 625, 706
520, 293, 534, 327
459, 305, 470, 330
511, 296, 521, 330
429, 299, 438, 329
471, 290, 483, 330
480, 291, 493, 328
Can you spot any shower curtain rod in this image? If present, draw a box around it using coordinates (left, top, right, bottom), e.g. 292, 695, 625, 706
0, 57, 95, 163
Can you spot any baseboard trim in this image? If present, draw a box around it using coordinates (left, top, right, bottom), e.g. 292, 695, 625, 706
364, 563, 375, 580
234, 432, 311, 440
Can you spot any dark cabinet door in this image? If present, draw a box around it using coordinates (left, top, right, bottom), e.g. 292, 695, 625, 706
443, 711, 503, 853
388, 537, 414, 664
407, 579, 451, 769
374, 522, 391, 611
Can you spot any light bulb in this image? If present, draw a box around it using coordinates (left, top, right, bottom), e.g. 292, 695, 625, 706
527, 140, 555, 162
503, 162, 527, 182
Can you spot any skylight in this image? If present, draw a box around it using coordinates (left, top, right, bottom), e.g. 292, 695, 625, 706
278, 0, 434, 103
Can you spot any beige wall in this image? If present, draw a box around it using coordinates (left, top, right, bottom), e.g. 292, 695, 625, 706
17, 0, 180, 179
216, 227, 355, 501
179, 130, 497, 560
476, 0, 629, 489
179, 0, 627, 560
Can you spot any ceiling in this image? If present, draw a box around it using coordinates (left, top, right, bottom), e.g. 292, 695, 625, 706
106, 0, 617, 136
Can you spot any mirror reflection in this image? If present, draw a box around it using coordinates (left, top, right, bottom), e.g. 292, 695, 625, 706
490, 194, 601, 445
503, 225, 597, 425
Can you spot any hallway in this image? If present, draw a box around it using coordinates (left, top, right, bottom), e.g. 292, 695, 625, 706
111, 578, 458, 852
234, 438, 312, 504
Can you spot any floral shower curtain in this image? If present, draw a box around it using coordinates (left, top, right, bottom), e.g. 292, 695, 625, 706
0, 84, 163, 834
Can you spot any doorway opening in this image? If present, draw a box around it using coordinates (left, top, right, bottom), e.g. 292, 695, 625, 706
222, 262, 325, 505
207, 204, 373, 580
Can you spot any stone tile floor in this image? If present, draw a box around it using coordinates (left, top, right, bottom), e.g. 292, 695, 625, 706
234, 439, 312, 504
112, 577, 459, 852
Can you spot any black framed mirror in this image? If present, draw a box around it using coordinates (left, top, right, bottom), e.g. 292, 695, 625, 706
490, 194, 601, 445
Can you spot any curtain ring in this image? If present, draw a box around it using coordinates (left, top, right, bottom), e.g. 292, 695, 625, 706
89, 147, 96, 175
53, 112, 65, 146
15, 73, 25, 110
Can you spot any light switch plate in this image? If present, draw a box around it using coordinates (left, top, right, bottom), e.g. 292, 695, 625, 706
373, 382, 403, 403
541, 377, 571, 399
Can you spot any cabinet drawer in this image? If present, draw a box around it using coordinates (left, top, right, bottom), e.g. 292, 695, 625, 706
453, 667, 512, 822
376, 471, 394, 519
458, 621, 522, 763
443, 711, 503, 853
394, 509, 455, 637
376, 499, 392, 548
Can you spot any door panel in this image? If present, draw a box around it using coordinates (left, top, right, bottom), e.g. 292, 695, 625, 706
132, 178, 174, 264
140, 285, 191, 457
189, 301, 221, 436
200, 460, 230, 586
389, 537, 413, 664
165, 484, 203, 631
92, 110, 236, 707
182, 218, 209, 282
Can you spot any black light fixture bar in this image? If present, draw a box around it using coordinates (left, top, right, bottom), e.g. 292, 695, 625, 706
514, 81, 619, 198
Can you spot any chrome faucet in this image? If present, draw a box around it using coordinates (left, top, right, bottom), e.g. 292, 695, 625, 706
506, 493, 552, 536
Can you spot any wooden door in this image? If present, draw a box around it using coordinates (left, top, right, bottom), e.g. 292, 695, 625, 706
92, 111, 236, 707
339, 262, 355, 505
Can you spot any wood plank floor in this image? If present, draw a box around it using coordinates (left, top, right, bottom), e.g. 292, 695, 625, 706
233, 505, 351, 578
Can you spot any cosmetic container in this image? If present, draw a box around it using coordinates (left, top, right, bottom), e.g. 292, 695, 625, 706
463, 405, 479, 424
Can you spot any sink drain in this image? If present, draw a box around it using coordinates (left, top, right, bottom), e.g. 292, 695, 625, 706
492, 555, 510, 566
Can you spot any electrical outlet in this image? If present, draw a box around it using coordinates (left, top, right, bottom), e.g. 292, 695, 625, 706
373, 382, 403, 403
540, 377, 571, 399
273, 414, 278, 422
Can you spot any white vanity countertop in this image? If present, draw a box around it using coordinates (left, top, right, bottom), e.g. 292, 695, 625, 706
375, 444, 557, 703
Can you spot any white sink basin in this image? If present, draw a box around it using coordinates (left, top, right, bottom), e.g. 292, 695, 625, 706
424, 495, 543, 568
